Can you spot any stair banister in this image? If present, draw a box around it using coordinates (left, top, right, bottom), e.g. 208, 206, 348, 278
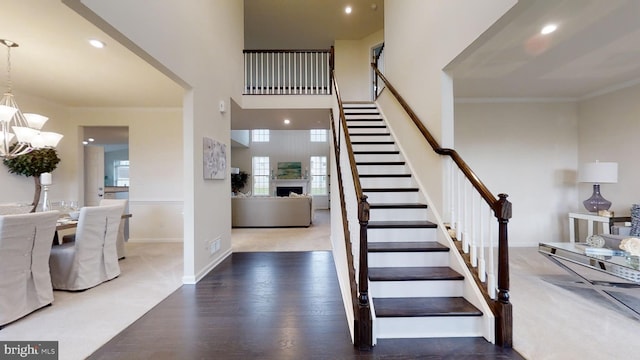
329, 110, 359, 331
372, 64, 513, 347
331, 70, 373, 349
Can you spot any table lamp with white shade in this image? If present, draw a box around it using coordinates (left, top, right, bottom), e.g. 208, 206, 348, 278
577, 161, 618, 212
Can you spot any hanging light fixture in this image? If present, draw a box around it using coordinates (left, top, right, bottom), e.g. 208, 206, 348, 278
0, 39, 63, 159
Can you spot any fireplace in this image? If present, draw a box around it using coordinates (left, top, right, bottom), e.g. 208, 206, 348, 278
277, 186, 303, 197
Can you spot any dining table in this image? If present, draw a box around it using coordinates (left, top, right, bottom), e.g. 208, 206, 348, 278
54, 214, 132, 245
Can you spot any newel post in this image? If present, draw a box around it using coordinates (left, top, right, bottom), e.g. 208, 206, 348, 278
356, 195, 372, 350
495, 193, 513, 347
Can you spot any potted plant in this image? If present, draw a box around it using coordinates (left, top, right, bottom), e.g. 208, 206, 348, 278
231, 170, 249, 194
3, 148, 61, 212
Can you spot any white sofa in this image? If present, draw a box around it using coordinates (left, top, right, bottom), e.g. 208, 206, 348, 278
232, 196, 312, 227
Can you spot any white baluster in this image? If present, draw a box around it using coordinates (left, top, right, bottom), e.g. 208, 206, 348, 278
487, 213, 496, 299
478, 201, 487, 282
471, 191, 478, 267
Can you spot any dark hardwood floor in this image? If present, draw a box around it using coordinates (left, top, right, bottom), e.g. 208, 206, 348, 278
89, 252, 524, 359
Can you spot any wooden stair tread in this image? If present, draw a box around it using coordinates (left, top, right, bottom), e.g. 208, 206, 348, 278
373, 297, 482, 317
348, 125, 387, 128
354, 151, 400, 154
346, 118, 383, 121
356, 161, 405, 166
369, 266, 463, 281
351, 141, 395, 145
363, 188, 419, 192
344, 112, 380, 115
349, 133, 390, 136
360, 174, 411, 178
368, 241, 449, 252
369, 203, 426, 208
368, 220, 436, 228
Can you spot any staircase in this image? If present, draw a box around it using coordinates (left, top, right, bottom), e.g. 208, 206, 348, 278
343, 102, 484, 340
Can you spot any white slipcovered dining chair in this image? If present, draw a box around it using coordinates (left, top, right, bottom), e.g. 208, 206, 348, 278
99, 199, 128, 259
49, 205, 122, 291
0, 211, 59, 329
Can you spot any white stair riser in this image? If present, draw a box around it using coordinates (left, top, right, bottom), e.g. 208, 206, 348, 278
367, 228, 438, 242
348, 127, 388, 134
349, 135, 393, 142
357, 165, 408, 175
364, 192, 420, 203
355, 154, 403, 163
344, 115, 381, 120
370, 280, 463, 297
344, 109, 379, 114
369, 251, 449, 267
346, 120, 385, 126
360, 177, 414, 188
352, 144, 397, 152
376, 316, 483, 339
369, 208, 427, 221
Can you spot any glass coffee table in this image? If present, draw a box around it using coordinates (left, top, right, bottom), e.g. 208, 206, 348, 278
538, 242, 640, 320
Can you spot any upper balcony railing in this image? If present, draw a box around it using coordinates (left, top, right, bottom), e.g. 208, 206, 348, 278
243, 48, 334, 95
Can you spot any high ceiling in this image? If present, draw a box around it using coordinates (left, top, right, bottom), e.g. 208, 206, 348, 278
449, 0, 640, 99
244, 0, 384, 49
2, 0, 640, 133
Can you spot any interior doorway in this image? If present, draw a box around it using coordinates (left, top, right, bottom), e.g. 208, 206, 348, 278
82, 126, 129, 206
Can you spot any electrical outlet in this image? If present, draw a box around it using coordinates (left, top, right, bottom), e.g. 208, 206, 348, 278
208, 236, 221, 255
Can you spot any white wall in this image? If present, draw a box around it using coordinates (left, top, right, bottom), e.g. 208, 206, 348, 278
76, 0, 244, 283
231, 130, 330, 208
578, 83, 640, 215
382, 0, 516, 214
334, 29, 384, 101
455, 101, 579, 246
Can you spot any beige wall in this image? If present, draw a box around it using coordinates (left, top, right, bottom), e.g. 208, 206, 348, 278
578, 83, 640, 215
0, 92, 185, 242
455, 101, 579, 246
0, 92, 71, 204
334, 29, 383, 101
68, 107, 183, 242
78, 0, 244, 283
382, 0, 517, 216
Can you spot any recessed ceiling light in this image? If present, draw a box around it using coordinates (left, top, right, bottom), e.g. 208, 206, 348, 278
88, 138, 95, 142
89, 39, 105, 48
284, 119, 290, 125
540, 24, 557, 35
82, 141, 88, 145
345, 6, 352, 14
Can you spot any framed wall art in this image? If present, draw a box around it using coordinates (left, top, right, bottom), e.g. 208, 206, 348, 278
203, 137, 226, 180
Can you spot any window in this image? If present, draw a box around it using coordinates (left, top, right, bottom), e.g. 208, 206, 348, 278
310, 129, 327, 142
252, 129, 270, 142
114, 160, 130, 186
252, 156, 270, 195
310, 156, 327, 195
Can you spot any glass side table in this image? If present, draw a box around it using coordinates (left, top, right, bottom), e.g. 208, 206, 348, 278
539, 242, 640, 320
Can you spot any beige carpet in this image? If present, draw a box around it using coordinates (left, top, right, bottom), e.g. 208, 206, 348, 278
0, 242, 184, 360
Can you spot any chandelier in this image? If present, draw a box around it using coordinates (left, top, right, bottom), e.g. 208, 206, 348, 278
0, 39, 63, 159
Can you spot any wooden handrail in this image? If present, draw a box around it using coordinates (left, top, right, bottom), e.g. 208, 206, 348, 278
372, 64, 512, 347
331, 70, 372, 350
329, 110, 359, 320
332, 71, 363, 198
372, 66, 499, 211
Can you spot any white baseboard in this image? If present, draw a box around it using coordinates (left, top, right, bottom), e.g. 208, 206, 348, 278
182, 249, 232, 284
